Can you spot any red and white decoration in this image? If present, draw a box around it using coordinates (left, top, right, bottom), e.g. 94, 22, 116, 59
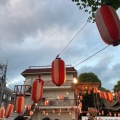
29, 110, 33, 116
52, 57, 66, 86
59, 94, 64, 100
0, 108, 5, 118
95, 5, 120, 46
5, 103, 14, 118
52, 109, 55, 113
31, 76, 44, 103
16, 96, 25, 115
27, 105, 31, 110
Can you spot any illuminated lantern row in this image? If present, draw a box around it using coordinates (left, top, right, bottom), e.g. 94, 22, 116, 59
95, 5, 120, 46
31, 76, 44, 103
16, 96, 25, 115
5, 103, 14, 118
93, 88, 98, 94
0, 108, 5, 118
115, 92, 120, 102
99, 91, 113, 102
52, 57, 66, 86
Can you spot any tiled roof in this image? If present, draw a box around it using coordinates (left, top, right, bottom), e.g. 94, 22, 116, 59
21, 67, 77, 76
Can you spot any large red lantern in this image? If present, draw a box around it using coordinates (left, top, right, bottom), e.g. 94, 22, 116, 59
31, 76, 44, 103
95, 5, 120, 46
5, 103, 14, 118
52, 57, 66, 86
16, 96, 25, 115
0, 108, 5, 118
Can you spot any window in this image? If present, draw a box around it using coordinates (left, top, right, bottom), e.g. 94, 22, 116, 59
3, 94, 7, 99
8, 96, 12, 101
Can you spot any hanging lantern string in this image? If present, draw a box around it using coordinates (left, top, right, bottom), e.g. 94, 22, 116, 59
74, 45, 110, 67
58, 21, 88, 57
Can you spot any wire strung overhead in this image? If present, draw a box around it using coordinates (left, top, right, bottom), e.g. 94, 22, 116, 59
57, 21, 88, 57
74, 45, 110, 67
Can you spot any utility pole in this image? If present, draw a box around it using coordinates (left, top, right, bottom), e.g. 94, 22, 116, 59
0, 61, 7, 107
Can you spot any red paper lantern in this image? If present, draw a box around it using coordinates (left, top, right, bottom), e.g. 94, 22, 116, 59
67, 108, 70, 112
93, 88, 98, 94
5, 103, 14, 118
103, 92, 107, 100
29, 111, 33, 116
44, 100, 49, 106
88, 90, 91, 94
99, 91, 103, 98
52, 109, 55, 113
31, 76, 44, 103
95, 5, 120, 46
81, 90, 85, 95
16, 96, 25, 115
81, 86, 84, 91
59, 94, 64, 100
115, 92, 120, 102
42, 110, 45, 115
107, 92, 113, 102
75, 88, 78, 95
88, 86, 92, 91
52, 57, 66, 86
0, 108, 5, 118
27, 105, 31, 110
102, 110, 104, 115
79, 102, 82, 108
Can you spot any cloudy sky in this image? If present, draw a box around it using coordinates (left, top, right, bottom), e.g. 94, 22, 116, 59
0, 0, 120, 91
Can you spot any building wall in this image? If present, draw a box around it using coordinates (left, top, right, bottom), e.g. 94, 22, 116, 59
24, 74, 74, 86
23, 69, 76, 120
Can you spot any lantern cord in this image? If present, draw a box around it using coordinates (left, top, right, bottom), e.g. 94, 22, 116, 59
74, 45, 110, 67
58, 21, 88, 57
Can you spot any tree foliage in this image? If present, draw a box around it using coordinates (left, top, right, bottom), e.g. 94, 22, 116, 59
113, 80, 120, 92
71, 0, 120, 22
78, 72, 106, 111
78, 72, 101, 86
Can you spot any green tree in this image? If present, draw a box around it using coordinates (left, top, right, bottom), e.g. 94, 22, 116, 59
71, 0, 120, 22
78, 72, 106, 111
78, 72, 101, 83
113, 80, 120, 92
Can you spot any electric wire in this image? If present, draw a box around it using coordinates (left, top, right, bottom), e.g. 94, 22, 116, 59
74, 45, 110, 67
6, 80, 14, 91
58, 21, 88, 57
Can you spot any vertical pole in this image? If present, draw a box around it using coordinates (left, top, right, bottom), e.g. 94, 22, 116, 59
0, 61, 8, 107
